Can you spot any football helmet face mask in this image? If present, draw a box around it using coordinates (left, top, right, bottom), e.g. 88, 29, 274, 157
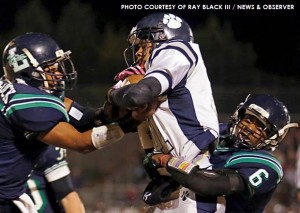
124, 13, 194, 67
2, 32, 77, 97
229, 94, 298, 150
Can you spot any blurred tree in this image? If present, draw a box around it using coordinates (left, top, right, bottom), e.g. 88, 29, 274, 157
0, 0, 53, 72
10, 0, 53, 36
193, 14, 260, 86
97, 22, 129, 83
54, 0, 130, 84
55, 0, 102, 84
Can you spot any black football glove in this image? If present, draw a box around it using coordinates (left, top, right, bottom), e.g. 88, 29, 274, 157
143, 176, 180, 206
143, 152, 162, 180
116, 113, 141, 133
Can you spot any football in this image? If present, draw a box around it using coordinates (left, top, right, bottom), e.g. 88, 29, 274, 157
123, 74, 144, 85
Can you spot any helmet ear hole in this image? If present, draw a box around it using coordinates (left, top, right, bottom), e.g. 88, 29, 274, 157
238, 108, 246, 119
158, 33, 167, 40
20, 72, 30, 79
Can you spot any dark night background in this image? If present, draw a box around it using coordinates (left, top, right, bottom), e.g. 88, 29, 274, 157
1, 1, 300, 212
0, 0, 299, 78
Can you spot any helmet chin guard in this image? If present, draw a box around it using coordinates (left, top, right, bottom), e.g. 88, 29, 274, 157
229, 94, 298, 150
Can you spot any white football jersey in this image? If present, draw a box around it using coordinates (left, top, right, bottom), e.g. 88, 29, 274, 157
296, 145, 300, 189
144, 40, 219, 163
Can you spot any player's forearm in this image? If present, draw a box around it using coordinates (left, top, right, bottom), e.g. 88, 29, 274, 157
38, 127, 94, 153
166, 158, 246, 196
38, 122, 124, 153
61, 191, 85, 213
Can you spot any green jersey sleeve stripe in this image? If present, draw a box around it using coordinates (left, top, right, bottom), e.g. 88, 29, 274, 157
5, 101, 69, 122
226, 153, 283, 180
11, 94, 64, 106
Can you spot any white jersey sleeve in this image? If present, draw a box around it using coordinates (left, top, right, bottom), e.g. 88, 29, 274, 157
296, 146, 300, 189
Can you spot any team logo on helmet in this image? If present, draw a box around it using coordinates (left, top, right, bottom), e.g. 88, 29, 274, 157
163, 14, 182, 29
6, 47, 30, 72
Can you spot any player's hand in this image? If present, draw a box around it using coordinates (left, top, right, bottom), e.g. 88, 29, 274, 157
96, 100, 130, 125
131, 96, 163, 121
114, 66, 145, 81
151, 153, 172, 168
131, 103, 156, 121
103, 100, 129, 121
143, 152, 161, 180
143, 152, 172, 179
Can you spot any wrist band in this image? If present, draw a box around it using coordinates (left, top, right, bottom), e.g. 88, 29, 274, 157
167, 157, 198, 174
91, 123, 124, 149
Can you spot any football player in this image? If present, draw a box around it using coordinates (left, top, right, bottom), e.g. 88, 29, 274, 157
108, 13, 219, 212
26, 146, 85, 213
145, 94, 298, 212
0, 32, 139, 212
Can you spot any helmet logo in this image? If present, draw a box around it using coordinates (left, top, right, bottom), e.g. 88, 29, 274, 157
163, 14, 182, 29
7, 47, 30, 72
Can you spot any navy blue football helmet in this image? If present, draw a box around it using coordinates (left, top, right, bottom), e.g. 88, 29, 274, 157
229, 94, 298, 150
2, 32, 77, 97
124, 13, 194, 66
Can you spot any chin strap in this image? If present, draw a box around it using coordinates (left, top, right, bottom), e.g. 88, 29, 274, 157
269, 122, 299, 140
265, 123, 299, 151
23, 48, 39, 68
280, 122, 299, 132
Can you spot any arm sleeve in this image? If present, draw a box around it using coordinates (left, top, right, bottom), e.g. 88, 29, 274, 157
109, 77, 162, 108
68, 101, 99, 131
166, 164, 246, 197
48, 175, 75, 201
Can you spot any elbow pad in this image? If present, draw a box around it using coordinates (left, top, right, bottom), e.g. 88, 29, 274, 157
194, 168, 245, 196
109, 77, 162, 108
49, 175, 74, 201
68, 101, 98, 131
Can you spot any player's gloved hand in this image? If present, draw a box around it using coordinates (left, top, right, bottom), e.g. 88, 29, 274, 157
131, 99, 159, 122
143, 152, 172, 180
143, 152, 161, 180
114, 66, 145, 81
95, 101, 130, 125
116, 112, 141, 133
143, 176, 181, 206
150, 153, 172, 168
